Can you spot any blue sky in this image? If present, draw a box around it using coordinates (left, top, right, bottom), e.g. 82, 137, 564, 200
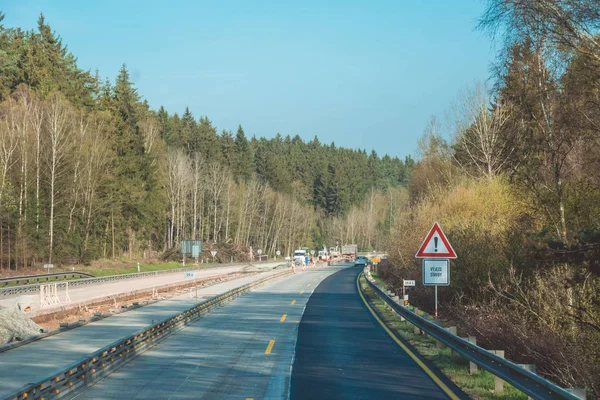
2, 0, 495, 159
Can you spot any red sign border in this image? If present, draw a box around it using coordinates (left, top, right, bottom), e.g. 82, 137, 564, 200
415, 222, 457, 259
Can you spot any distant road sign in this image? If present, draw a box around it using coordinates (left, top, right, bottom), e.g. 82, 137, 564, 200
422, 259, 450, 286
184, 272, 197, 278
192, 245, 201, 258
371, 257, 381, 263
276, 250, 281, 256
210, 250, 217, 257
43, 264, 54, 269
181, 240, 202, 255
415, 222, 457, 259
403, 280, 416, 287
257, 249, 262, 255
310, 249, 315, 255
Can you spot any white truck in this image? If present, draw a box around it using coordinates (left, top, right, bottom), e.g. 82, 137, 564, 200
329, 247, 341, 259
293, 249, 307, 266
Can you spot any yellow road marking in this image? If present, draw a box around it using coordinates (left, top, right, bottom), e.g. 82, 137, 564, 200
280, 314, 287, 322
356, 274, 460, 400
265, 340, 275, 354
307, 283, 311, 287
246, 398, 254, 400
291, 300, 296, 305
300, 290, 304, 294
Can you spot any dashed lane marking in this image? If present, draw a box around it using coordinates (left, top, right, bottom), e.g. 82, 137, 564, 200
265, 340, 275, 354
280, 314, 287, 322
291, 300, 296, 305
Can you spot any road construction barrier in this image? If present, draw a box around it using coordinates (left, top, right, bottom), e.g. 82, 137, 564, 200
0, 261, 280, 298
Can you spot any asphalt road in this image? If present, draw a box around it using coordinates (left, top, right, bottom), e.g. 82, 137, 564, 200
290, 266, 464, 400
0, 270, 284, 397
72, 265, 341, 400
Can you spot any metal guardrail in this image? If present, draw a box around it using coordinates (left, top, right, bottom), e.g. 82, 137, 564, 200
0, 272, 95, 287
0, 261, 278, 297
3, 269, 291, 400
361, 273, 581, 400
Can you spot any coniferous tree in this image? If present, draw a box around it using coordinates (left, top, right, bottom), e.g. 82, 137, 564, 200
234, 125, 254, 182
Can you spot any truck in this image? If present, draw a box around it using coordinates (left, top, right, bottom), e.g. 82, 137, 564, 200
341, 244, 358, 261
329, 247, 341, 259
318, 247, 329, 261
293, 249, 307, 266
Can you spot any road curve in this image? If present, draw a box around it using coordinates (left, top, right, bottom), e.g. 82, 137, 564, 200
290, 266, 467, 400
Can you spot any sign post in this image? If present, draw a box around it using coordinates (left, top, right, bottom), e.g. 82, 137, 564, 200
402, 279, 415, 306
371, 257, 381, 274
185, 271, 198, 298
415, 222, 456, 319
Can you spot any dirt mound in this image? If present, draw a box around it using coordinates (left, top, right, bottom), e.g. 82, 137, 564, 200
0, 305, 42, 344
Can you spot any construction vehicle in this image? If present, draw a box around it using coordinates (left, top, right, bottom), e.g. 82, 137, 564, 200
341, 244, 358, 261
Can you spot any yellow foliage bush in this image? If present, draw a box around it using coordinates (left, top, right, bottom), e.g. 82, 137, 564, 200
392, 178, 523, 257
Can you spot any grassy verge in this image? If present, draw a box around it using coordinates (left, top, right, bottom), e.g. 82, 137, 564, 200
1, 262, 195, 284
359, 275, 526, 400
77, 262, 186, 277
370, 270, 386, 287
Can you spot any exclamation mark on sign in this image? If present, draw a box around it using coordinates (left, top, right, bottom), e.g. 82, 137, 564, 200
434, 236, 438, 252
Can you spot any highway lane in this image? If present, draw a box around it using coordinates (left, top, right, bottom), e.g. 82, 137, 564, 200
290, 266, 467, 400
0, 269, 285, 397
0, 262, 284, 314
73, 265, 341, 399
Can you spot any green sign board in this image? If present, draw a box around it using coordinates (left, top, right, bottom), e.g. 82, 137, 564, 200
180, 240, 202, 255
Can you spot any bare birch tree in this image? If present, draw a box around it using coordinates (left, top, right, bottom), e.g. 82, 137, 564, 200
207, 162, 228, 242
452, 82, 513, 179
45, 93, 73, 264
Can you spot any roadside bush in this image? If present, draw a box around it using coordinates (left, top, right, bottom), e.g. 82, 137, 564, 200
385, 176, 525, 299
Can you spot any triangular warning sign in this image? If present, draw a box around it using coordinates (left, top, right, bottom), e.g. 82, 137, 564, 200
415, 222, 457, 259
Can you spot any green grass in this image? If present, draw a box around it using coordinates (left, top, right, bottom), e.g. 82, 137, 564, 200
370, 270, 386, 287
1, 262, 191, 285
1, 275, 81, 287
359, 275, 527, 400
77, 262, 186, 277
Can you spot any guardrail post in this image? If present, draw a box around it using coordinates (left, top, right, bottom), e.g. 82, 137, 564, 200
436, 325, 456, 349
489, 350, 505, 392
518, 365, 537, 400
412, 307, 422, 334
565, 388, 586, 399
463, 336, 478, 374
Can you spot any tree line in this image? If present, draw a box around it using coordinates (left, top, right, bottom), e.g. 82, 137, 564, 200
0, 12, 411, 269
375, 1, 600, 395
